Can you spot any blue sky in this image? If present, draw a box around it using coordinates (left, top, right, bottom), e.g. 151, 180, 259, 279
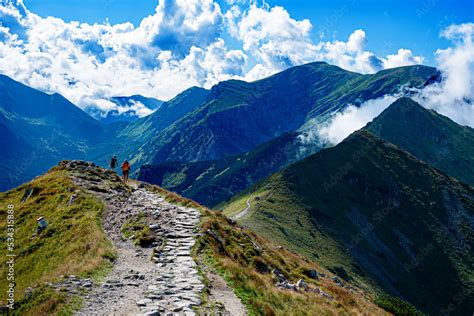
23, 0, 474, 65
1, 0, 472, 121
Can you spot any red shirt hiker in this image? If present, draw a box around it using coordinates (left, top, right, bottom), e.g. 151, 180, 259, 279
121, 160, 131, 182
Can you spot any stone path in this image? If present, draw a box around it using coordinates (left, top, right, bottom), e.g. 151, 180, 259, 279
76, 184, 204, 315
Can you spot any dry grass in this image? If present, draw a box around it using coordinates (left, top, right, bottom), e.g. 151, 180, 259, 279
0, 169, 116, 315
196, 211, 387, 315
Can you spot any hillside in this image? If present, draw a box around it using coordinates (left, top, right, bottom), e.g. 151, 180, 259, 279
0, 75, 107, 191
132, 63, 438, 165
137, 96, 473, 210
365, 97, 474, 185
224, 130, 474, 315
138, 132, 321, 207
0, 161, 390, 315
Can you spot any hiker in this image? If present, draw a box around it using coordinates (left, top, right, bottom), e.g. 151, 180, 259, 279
121, 160, 131, 183
110, 155, 118, 171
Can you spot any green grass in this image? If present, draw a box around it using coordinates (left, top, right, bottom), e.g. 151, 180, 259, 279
121, 211, 157, 247
365, 97, 474, 185
374, 295, 425, 316
0, 168, 116, 315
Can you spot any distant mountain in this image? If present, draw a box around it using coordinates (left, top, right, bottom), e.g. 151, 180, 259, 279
0, 74, 106, 190
365, 97, 474, 185
138, 132, 321, 207
118, 87, 209, 144
223, 130, 474, 315
105, 86, 210, 162
132, 63, 438, 166
0, 75, 210, 191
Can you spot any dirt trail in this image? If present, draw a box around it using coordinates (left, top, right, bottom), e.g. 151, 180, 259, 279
67, 165, 246, 316
231, 198, 251, 220
73, 180, 202, 315
206, 271, 247, 316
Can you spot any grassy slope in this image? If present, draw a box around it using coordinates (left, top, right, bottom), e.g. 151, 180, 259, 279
135, 64, 437, 166
1, 163, 387, 315
223, 131, 474, 315
306, 65, 439, 119
138, 132, 320, 207
0, 167, 116, 315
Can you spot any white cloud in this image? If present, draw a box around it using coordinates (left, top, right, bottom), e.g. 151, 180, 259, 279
0, 0, 445, 121
302, 23, 474, 147
0, 0, 246, 117
307, 95, 398, 145
414, 23, 474, 127
383, 48, 424, 69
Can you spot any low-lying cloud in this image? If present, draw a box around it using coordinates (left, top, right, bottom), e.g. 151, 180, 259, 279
413, 23, 474, 127
316, 95, 399, 145
311, 23, 474, 146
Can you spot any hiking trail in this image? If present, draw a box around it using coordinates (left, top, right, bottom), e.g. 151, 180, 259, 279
66, 161, 246, 316
231, 198, 251, 221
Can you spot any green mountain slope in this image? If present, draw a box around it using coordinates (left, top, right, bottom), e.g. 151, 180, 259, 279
0, 75, 107, 190
98, 86, 210, 163
138, 132, 321, 207
224, 130, 474, 315
365, 97, 474, 185
134, 63, 438, 165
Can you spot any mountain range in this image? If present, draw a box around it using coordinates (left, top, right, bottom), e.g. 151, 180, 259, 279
0, 63, 438, 191
131, 63, 438, 166
137, 97, 474, 208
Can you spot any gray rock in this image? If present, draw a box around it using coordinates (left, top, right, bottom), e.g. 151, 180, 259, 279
296, 279, 309, 290
136, 299, 152, 306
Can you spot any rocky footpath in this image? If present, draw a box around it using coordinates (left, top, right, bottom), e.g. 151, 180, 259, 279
62, 161, 205, 315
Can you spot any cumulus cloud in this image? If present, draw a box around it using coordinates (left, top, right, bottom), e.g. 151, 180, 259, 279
0, 0, 435, 119
414, 23, 474, 127
0, 0, 247, 117
227, 5, 424, 78
383, 49, 424, 69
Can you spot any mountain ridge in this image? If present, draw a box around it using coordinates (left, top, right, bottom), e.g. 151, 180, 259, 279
132, 63, 438, 166
223, 129, 474, 315
364, 97, 474, 185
